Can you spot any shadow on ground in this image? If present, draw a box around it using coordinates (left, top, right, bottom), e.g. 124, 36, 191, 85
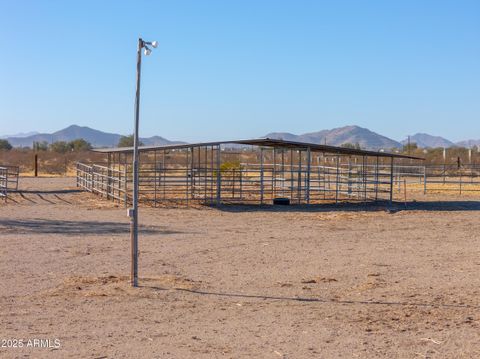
0, 219, 182, 235
212, 200, 480, 213
134, 284, 480, 310
13, 189, 83, 194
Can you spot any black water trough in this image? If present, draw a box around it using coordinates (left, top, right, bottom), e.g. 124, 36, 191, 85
273, 197, 290, 205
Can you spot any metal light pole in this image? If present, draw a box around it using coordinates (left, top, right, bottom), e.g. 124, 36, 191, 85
130, 37, 157, 287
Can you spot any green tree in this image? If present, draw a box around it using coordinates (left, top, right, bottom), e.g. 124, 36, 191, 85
33, 141, 49, 151
49, 141, 70, 153
402, 142, 418, 153
69, 138, 92, 151
117, 135, 143, 147
220, 161, 242, 172
0, 139, 12, 150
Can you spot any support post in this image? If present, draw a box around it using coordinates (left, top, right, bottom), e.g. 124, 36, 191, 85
216, 145, 221, 205
297, 150, 302, 204
186, 148, 189, 205
124, 166, 128, 207
281, 150, 285, 196
272, 147, 276, 198
335, 155, 340, 204
423, 166, 427, 194
163, 150, 166, 200
375, 156, 379, 201
239, 166, 243, 200
306, 147, 311, 204
34, 154, 38, 177
363, 156, 367, 204
204, 146, 207, 202
290, 149, 294, 201
389, 157, 394, 204
154, 150, 157, 207
107, 153, 111, 200
260, 148, 264, 204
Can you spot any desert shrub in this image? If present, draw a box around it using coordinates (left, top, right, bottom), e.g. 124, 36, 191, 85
69, 138, 92, 151
214, 161, 243, 177
49, 141, 70, 153
33, 141, 49, 151
0, 148, 105, 175
0, 139, 12, 150
220, 161, 242, 172
402, 142, 418, 153
118, 135, 143, 147
49, 139, 92, 153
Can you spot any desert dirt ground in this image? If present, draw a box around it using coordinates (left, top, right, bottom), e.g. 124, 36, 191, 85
1, 177, 480, 358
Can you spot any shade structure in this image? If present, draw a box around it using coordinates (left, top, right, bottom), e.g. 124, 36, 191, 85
77, 138, 423, 206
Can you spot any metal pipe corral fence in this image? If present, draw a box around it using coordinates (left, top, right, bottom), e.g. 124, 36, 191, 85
75, 151, 480, 208
0, 167, 8, 202
0, 165, 19, 202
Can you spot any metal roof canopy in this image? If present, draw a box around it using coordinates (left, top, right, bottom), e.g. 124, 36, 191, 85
92, 138, 424, 160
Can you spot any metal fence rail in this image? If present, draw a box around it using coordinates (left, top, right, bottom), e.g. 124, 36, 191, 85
0, 164, 19, 191
76, 162, 128, 204
76, 159, 396, 206
0, 167, 7, 201
0, 165, 20, 202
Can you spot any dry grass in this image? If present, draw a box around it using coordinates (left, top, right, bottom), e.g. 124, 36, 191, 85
0, 149, 105, 176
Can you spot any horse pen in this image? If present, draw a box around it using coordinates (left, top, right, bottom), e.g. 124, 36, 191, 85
2, 142, 480, 358
75, 138, 422, 208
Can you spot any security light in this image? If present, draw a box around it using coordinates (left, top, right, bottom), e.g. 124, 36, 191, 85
144, 47, 152, 56
151, 41, 158, 48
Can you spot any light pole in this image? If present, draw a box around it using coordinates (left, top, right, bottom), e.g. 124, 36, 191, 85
130, 37, 157, 287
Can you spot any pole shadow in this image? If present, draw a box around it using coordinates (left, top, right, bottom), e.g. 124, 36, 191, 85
0, 218, 184, 236
171, 287, 480, 310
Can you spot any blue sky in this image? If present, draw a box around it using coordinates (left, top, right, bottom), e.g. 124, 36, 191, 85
0, 0, 479, 142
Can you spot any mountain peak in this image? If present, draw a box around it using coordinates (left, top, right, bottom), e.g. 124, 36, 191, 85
402, 133, 454, 148
5, 125, 183, 148
266, 125, 401, 150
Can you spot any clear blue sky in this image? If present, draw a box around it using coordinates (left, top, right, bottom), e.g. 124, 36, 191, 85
0, 0, 479, 142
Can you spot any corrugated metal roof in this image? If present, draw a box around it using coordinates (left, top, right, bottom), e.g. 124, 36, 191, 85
92, 138, 423, 160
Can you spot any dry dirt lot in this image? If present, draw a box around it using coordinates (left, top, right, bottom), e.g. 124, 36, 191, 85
1, 177, 480, 358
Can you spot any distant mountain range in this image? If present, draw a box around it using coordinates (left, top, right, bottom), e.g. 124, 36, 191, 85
266, 126, 479, 150
0, 131, 39, 139
400, 133, 455, 149
4, 125, 184, 148
2, 124, 479, 150
265, 126, 401, 149
456, 139, 480, 148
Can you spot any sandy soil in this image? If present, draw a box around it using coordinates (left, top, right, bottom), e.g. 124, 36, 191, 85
1, 177, 480, 358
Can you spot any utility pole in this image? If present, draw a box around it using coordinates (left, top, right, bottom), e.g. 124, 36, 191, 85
129, 38, 157, 287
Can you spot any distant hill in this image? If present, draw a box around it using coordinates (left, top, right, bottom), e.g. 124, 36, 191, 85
5, 125, 184, 148
140, 135, 180, 146
401, 133, 455, 148
265, 125, 402, 150
0, 131, 39, 139
456, 139, 480, 148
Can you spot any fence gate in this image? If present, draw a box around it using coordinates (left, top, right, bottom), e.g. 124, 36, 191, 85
0, 167, 7, 201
